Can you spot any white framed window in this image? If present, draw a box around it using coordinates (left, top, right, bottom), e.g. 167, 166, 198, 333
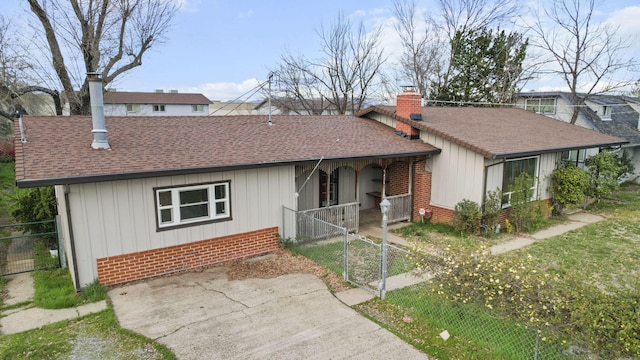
155, 181, 231, 230
501, 156, 539, 207
525, 98, 556, 114
153, 104, 166, 112
601, 106, 612, 120
126, 104, 139, 113
562, 149, 587, 168
192, 104, 205, 112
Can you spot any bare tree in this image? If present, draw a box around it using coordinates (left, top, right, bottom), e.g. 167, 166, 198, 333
393, 0, 520, 99
0, 16, 58, 121
531, 0, 638, 124
271, 14, 386, 115
23, 0, 177, 115
393, 0, 443, 97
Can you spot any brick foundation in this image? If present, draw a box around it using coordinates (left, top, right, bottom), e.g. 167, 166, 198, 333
96, 227, 279, 286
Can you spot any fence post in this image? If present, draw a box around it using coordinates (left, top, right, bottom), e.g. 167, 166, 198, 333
534, 329, 540, 360
380, 198, 390, 300
343, 230, 348, 281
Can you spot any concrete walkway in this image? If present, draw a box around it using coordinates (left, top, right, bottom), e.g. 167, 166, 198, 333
489, 212, 605, 255
0, 272, 108, 335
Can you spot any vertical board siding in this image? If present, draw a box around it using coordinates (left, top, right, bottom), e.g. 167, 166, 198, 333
68, 165, 295, 287
425, 133, 486, 208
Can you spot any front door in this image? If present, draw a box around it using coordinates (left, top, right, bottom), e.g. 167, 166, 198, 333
319, 169, 339, 207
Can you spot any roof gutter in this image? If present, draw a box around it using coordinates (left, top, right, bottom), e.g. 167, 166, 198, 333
491, 141, 629, 160
16, 150, 441, 188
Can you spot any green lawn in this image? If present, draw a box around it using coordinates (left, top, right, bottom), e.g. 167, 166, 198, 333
0, 162, 15, 226
354, 184, 640, 359
0, 310, 175, 359
0, 268, 175, 358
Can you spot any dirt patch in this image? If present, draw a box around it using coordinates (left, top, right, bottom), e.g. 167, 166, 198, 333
224, 248, 352, 293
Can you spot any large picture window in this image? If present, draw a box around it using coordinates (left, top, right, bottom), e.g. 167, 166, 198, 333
502, 157, 539, 206
155, 181, 231, 229
525, 98, 556, 114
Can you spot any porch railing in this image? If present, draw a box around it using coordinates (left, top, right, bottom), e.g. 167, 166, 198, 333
386, 194, 412, 224
299, 202, 359, 233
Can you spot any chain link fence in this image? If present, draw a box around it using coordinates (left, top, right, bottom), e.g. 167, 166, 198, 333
379, 287, 571, 359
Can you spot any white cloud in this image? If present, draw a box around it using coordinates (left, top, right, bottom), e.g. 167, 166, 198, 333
238, 9, 255, 19
175, 0, 200, 13
185, 78, 263, 101
604, 6, 640, 50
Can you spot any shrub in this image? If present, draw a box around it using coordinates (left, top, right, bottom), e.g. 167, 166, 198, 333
0, 138, 15, 163
452, 199, 481, 235
550, 163, 589, 212
10, 186, 57, 231
429, 250, 640, 358
482, 188, 502, 237
585, 150, 628, 202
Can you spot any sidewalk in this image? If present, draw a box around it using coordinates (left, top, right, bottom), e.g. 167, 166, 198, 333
0, 272, 107, 335
489, 212, 605, 255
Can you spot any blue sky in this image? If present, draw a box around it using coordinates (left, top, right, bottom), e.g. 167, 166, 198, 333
2, 0, 639, 100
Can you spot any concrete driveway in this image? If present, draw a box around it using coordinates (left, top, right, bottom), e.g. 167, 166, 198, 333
109, 267, 427, 359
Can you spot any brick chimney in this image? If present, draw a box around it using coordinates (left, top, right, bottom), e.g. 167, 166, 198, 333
396, 89, 422, 138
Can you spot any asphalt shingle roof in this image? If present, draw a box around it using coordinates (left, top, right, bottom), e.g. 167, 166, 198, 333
103, 92, 212, 105
359, 106, 628, 159
14, 115, 439, 186
518, 92, 640, 146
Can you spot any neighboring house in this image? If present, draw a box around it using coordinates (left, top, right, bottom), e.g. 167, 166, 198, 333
14, 78, 626, 290
209, 100, 260, 116
103, 90, 212, 116
516, 92, 640, 182
255, 97, 365, 115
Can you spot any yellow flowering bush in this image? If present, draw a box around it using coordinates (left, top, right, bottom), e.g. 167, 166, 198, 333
418, 248, 640, 358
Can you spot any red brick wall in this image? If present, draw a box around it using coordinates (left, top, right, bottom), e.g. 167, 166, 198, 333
387, 161, 409, 196
412, 160, 431, 220
96, 227, 279, 286
396, 90, 421, 137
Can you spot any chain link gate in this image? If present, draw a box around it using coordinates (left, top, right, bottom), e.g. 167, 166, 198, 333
0, 219, 61, 276
344, 234, 381, 296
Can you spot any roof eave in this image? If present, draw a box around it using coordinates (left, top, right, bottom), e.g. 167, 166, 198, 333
16, 150, 440, 188
491, 141, 629, 159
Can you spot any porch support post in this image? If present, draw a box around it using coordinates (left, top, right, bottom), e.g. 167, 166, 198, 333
381, 166, 387, 198
408, 159, 414, 195
355, 170, 360, 204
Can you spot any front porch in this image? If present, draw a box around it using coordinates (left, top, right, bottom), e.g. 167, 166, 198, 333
295, 157, 424, 230
297, 193, 413, 235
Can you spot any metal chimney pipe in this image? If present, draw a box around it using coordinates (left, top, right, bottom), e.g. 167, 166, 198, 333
87, 72, 110, 149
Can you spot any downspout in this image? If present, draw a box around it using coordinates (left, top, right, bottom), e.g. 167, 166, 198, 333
64, 185, 81, 291
482, 159, 506, 211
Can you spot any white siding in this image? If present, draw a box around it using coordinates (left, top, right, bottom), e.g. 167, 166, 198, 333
55, 185, 76, 287
104, 104, 209, 116
423, 133, 486, 209
296, 170, 319, 210
67, 166, 295, 287
337, 167, 356, 204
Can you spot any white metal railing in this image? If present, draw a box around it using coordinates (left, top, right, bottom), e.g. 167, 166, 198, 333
299, 202, 359, 233
386, 194, 412, 224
